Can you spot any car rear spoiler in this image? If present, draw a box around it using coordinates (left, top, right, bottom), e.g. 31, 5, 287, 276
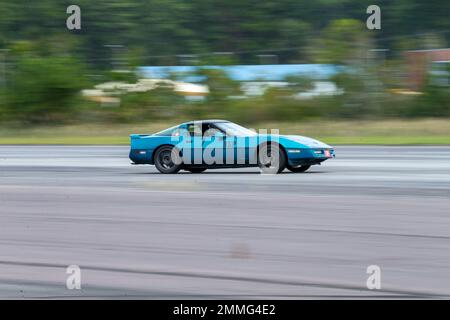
130, 134, 151, 139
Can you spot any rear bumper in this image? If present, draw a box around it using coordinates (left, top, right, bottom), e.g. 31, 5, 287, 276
129, 149, 154, 164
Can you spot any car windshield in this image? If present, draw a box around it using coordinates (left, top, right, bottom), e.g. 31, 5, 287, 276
153, 125, 179, 136
215, 122, 257, 136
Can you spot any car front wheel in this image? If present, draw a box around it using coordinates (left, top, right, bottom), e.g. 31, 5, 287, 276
257, 143, 286, 174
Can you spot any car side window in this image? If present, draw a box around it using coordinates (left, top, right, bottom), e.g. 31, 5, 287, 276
203, 124, 226, 137
204, 127, 221, 137
187, 123, 202, 137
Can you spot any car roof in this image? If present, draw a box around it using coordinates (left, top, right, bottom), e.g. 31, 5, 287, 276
181, 119, 229, 125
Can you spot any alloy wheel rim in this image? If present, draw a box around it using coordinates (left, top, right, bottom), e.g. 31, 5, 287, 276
159, 150, 174, 169
261, 147, 278, 168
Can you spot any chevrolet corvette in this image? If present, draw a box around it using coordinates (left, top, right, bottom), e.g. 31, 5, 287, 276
129, 120, 335, 174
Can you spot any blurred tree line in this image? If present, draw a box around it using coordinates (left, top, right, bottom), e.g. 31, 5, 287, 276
0, 0, 448, 124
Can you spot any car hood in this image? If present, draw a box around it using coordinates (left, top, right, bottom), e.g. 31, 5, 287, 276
282, 135, 332, 148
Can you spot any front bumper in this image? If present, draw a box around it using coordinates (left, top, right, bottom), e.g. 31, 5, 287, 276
286, 148, 335, 166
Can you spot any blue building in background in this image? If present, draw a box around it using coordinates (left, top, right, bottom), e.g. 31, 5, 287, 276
138, 64, 341, 83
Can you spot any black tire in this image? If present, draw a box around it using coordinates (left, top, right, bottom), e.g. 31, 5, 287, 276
286, 164, 311, 173
154, 145, 182, 174
257, 143, 286, 174
186, 168, 207, 173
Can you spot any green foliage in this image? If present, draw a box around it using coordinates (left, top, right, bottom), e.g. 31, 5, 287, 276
119, 87, 184, 121
199, 68, 242, 104
4, 54, 89, 123
105, 70, 138, 83
86, 86, 186, 123
408, 85, 450, 118
0, 0, 448, 124
1, 0, 447, 66
315, 19, 370, 65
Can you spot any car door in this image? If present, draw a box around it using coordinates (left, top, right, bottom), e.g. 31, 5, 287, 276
185, 122, 203, 165
226, 134, 257, 166
202, 124, 226, 166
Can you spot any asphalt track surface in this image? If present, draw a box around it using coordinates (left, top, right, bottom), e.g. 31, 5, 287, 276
0, 145, 449, 299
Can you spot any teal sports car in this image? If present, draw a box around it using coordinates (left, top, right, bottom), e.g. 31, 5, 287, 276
129, 120, 335, 174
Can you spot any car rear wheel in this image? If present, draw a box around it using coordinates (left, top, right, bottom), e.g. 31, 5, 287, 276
154, 146, 182, 174
286, 164, 311, 173
257, 143, 286, 174
186, 168, 207, 173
